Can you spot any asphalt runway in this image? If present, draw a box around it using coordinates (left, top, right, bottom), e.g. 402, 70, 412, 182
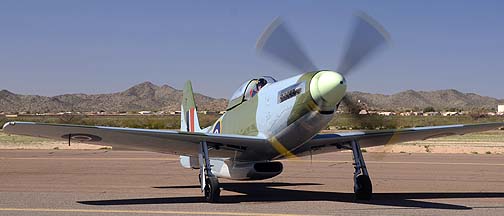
0, 150, 503, 216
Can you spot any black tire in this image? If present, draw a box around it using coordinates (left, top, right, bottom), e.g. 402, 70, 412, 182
204, 177, 221, 203
354, 175, 372, 200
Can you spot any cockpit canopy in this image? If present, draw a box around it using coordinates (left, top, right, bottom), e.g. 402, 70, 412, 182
227, 76, 277, 110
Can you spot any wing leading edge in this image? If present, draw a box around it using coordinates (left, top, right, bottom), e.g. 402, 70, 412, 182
293, 122, 504, 157
3, 121, 503, 160
2, 122, 269, 159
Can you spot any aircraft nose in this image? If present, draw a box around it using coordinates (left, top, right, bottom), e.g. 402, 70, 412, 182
310, 70, 347, 110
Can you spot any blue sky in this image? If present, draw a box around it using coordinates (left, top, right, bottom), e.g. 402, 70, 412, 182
0, 0, 503, 99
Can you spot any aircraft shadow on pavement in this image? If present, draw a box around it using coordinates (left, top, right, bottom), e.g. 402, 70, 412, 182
78, 182, 504, 210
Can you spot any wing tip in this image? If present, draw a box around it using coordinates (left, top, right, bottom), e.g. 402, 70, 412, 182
3, 121, 13, 128
2, 121, 36, 131
2, 121, 15, 131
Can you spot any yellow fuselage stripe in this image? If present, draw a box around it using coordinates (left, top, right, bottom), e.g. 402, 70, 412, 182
270, 136, 297, 159
306, 99, 321, 112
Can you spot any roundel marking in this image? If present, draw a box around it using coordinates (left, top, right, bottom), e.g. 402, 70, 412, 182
61, 134, 102, 142
213, 121, 221, 134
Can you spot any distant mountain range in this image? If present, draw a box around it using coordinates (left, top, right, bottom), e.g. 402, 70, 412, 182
0, 82, 227, 113
0, 82, 502, 113
346, 89, 503, 111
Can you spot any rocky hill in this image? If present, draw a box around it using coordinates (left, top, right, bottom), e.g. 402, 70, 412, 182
346, 89, 504, 111
0, 82, 227, 113
0, 83, 502, 113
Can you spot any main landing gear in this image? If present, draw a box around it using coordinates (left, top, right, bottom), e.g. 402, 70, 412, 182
199, 141, 220, 203
351, 140, 372, 200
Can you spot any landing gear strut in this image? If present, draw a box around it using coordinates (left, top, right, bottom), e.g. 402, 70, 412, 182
198, 141, 220, 203
351, 140, 372, 200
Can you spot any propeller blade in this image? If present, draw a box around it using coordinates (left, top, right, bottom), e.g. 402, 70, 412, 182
337, 13, 392, 158
256, 18, 318, 73
337, 12, 390, 75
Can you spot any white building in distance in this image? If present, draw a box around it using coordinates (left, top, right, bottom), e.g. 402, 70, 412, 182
498, 105, 504, 113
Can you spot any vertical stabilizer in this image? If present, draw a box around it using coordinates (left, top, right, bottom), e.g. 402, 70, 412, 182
181, 80, 202, 132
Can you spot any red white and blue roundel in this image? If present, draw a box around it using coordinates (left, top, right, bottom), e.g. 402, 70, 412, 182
212, 121, 221, 134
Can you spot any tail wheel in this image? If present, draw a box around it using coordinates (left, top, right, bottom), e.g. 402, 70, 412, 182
355, 175, 372, 200
204, 177, 221, 203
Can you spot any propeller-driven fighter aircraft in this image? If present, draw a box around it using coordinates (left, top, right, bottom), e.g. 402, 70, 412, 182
3, 13, 503, 203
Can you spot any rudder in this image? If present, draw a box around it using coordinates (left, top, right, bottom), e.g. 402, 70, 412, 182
181, 80, 202, 132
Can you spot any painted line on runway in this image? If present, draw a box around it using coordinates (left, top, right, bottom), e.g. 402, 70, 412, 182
2, 157, 504, 166
0, 157, 179, 161
370, 161, 504, 166
284, 160, 504, 166
0, 207, 323, 216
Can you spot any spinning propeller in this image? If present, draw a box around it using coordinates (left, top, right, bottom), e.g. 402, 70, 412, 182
257, 12, 390, 76
257, 12, 396, 130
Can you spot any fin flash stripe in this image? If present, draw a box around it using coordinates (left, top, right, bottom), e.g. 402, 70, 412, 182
189, 108, 195, 132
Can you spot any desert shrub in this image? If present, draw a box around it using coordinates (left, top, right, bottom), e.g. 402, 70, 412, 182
423, 106, 435, 113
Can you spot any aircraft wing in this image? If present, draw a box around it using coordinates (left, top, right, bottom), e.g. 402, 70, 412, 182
1, 122, 269, 158
293, 122, 504, 156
